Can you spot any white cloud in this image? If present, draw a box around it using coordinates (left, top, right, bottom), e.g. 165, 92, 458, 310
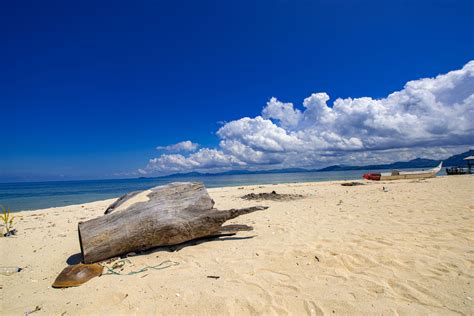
156, 140, 199, 152
146, 148, 244, 173
142, 61, 474, 175
262, 97, 302, 129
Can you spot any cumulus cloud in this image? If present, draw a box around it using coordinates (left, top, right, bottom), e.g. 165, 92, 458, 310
156, 140, 199, 152
146, 149, 244, 173
142, 61, 474, 174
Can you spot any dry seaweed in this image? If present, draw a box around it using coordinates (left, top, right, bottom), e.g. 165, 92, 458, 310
241, 191, 303, 201
341, 182, 365, 187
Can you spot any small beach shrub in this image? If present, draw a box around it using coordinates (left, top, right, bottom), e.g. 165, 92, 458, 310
1, 205, 15, 236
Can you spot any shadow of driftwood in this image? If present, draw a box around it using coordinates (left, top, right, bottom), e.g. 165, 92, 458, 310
66, 234, 256, 264
141, 235, 256, 254
66, 253, 83, 265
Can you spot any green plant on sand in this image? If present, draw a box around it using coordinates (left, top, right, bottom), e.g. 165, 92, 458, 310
1, 205, 15, 237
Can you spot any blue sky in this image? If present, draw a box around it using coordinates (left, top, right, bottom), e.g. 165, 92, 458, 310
1, 0, 473, 182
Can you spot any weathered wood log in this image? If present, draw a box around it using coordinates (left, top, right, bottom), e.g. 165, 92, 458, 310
78, 182, 267, 263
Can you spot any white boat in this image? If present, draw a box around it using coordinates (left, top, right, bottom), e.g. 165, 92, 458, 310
363, 162, 443, 181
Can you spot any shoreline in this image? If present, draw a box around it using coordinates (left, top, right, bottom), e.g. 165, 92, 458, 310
1, 171, 450, 213
10, 178, 366, 215
2, 176, 473, 315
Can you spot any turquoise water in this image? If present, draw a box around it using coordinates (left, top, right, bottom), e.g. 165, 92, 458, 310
0, 169, 446, 211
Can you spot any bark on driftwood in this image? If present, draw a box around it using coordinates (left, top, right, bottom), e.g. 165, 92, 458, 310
78, 182, 267, 263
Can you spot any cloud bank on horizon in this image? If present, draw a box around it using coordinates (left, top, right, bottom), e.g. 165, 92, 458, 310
140, 61, 474, 175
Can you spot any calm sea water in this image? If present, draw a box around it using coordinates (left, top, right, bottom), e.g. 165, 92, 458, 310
0, 169, 446, 211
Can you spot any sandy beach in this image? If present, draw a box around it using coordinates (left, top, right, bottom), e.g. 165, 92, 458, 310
1, 176, 473, 315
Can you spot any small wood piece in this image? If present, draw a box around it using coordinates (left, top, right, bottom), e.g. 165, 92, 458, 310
78, 182, 267, 263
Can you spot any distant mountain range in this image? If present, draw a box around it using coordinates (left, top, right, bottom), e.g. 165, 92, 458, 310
139, 149, 473, 179
317, 150, 473, 171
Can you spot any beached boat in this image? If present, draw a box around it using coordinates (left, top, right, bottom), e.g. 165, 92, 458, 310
363, 162, 443, 181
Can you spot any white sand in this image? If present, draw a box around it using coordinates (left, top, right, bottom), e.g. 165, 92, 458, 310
1, 176, 473, 315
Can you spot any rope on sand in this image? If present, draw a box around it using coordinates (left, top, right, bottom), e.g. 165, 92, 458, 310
101, 259, 179, 276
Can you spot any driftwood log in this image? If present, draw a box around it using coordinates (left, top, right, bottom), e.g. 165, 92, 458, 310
78, 182, 267, 263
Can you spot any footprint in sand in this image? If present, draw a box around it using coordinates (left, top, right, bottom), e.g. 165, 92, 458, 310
257, 269, 300, 295
303, 300, 325, 315
227, 268, 301, 313
387, 279, 441, 308
238, 280, 289, 314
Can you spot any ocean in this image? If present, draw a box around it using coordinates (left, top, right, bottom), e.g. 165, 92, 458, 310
0, 169, 447, 211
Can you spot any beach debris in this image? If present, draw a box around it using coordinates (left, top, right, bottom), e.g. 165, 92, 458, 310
0, 266, 22, 276
241, 190, 303, 201
101, 259, 179, 276
3, 228, 17, 237
112, 260, 127, 270
25, 305, 41, 315
383, 187, 390, 192
103, 257, 120, 264
207, 275, 220, 279
52, 263, 103, 288
340, 182, 364, 187
79, 182, 267, 263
